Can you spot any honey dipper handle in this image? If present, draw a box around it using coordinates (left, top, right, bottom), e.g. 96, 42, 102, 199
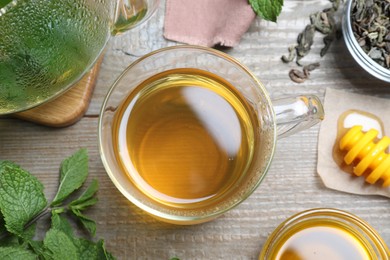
272, 95, 324, 138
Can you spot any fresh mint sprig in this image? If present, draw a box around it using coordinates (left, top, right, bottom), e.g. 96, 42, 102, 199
0, 149, 115, 259
51, 149, 89, 206
249, 0, 284, 22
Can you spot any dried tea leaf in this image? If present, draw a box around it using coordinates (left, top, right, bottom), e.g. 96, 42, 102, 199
351, 0, 390, 69
282, 0, 344, 82
296, 25, 316, 58
368, 48, 383, 59
310, 11, 332, 34
289, 69, 308, 83
330, 0, 341, 10
281, 45, 297, 63
304, 62, 320, 74
321, 33, 335, 57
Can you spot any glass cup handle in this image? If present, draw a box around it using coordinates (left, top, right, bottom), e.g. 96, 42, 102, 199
272, 95, 324, 138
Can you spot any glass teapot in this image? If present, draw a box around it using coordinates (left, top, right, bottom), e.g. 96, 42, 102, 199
0, 0, 158, 114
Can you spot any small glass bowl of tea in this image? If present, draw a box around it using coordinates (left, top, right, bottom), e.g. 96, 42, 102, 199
259, 208, 390, 259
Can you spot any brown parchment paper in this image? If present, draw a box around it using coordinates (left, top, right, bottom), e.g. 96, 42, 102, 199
317, 88, 390, 197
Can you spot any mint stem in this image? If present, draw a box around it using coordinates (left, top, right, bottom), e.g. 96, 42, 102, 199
0, 206, 52, 240
24, 206, 52, 230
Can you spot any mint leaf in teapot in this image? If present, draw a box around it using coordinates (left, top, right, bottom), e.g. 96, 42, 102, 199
0, 246, 37, 260
51, 148, 88, 206
0, 161, 47, 236
249, 0, 284, 22
0, 0, 12, 9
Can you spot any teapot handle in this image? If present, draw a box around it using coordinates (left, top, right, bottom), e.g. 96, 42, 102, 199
112, 0, 159, 36
272, 95, 324, 138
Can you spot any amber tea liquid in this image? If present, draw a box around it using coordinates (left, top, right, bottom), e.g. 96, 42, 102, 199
273, 223, 372, 259
112, 68, 259, 208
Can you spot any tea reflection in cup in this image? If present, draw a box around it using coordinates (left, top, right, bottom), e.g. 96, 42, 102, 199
99, 46, 324, 224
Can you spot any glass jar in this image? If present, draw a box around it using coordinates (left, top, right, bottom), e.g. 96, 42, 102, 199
342, 0, 390, 83
259, 208, 390, 259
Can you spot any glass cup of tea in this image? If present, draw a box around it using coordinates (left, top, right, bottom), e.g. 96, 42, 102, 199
99, 45, 324, 225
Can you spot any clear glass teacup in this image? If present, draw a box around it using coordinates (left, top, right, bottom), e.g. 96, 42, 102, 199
99, 45, 324, 224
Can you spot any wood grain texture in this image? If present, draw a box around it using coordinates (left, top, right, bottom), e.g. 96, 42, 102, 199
1, 0, 390, 259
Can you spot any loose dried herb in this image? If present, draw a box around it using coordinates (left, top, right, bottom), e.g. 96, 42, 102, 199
296, 25, 316, 65
288, 63, 320, 83
282, 0, 344, 83
351, 0, 390, 69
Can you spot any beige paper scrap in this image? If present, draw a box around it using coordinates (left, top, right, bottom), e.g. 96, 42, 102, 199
317, 88, 390, 197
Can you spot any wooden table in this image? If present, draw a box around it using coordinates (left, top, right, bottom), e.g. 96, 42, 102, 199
1, 0, 390, 258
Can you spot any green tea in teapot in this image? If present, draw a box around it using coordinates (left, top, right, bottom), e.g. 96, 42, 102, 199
0, 0, 112, 114
0, 0, 150, 114
0, 0, 11, 8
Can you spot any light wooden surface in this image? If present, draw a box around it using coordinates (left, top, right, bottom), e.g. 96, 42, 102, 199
1, 1, 390, 259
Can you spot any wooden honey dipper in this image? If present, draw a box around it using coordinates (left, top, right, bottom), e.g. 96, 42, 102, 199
339, 125, 390, 187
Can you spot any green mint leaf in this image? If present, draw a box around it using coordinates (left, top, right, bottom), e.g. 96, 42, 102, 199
73, 239, 116, 260
70, 179, 99, 207
20, 223, 36, 242
0, 161, 47, 236
75, 239, 99, 259
0, 212, 6, 234
0, 234, 20, 247
71, 209, 96, 236
43, 229, 79, 260
1, 224, 36, 248
0, 151, 116, 259
51, 149, 88, 206
27, 240, 45, 257
0, 246, 37, 260
70, 197, 98, 211
248, 0, 283, 22
51, 213, 74, 238
0, 217, 36, 246
0, 0, 12, 9
96, 240, 116, 260
50, 215, 100, 259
